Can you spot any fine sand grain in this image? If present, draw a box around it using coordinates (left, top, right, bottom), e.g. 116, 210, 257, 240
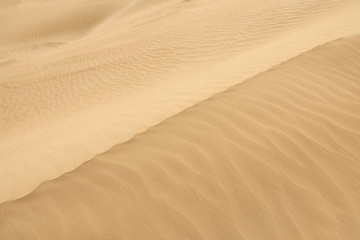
1, 1, 360, 239
0, 35, 359, 240
1, 0, 360, 203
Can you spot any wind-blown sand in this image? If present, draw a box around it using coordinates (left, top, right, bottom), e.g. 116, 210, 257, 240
1, 0, 360, 204
1, 0, 360, 239
1, 34, 360, 239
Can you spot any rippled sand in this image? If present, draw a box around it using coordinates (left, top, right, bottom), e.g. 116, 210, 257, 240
1, 0, 360, 239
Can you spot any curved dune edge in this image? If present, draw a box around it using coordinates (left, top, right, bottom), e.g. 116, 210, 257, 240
1, 35, 360, 240
0, 0, 175, 52
1, 0, 360, 203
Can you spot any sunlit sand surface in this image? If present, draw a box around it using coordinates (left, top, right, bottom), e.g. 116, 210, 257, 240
1, 0, 360, 239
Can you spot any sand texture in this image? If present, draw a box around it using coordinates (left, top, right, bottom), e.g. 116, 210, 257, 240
1, 0, 360, 239
1, 33, 360, 239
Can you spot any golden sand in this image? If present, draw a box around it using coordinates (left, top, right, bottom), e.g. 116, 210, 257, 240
1, 0, 360, 239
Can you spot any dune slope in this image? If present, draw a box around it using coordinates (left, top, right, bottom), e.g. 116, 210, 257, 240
1, 35, 360, 240
1, 0, 360, 203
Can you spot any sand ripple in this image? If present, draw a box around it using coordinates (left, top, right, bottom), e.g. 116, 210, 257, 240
1, 0, 360, 203
0, 35, 359, 240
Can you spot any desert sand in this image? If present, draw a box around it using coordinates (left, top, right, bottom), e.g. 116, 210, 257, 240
1, 0, 360, 239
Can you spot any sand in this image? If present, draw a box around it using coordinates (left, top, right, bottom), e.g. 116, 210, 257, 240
1, 34, 360, 239
1, 0, 360, 239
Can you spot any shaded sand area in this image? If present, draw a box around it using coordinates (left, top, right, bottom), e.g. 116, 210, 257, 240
1, 0, 360, 203
1, 34, 360, 240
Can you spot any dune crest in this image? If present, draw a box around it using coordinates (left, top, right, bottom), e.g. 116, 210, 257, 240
1, 0, 360, 203
1, 35, 360, 239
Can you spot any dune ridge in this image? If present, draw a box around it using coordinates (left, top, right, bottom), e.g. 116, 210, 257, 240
1, 0, 360, 203
1, 35, 360, 240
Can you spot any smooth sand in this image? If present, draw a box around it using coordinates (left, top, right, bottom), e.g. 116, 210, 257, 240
1, 0, 360, 239
1, 35, 360, 239
1, 0, 360, 203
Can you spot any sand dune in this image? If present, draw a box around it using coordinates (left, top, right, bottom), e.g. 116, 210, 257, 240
1, 0, 360, 203
1, 34, 360, 239
1, 1, 360, 238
